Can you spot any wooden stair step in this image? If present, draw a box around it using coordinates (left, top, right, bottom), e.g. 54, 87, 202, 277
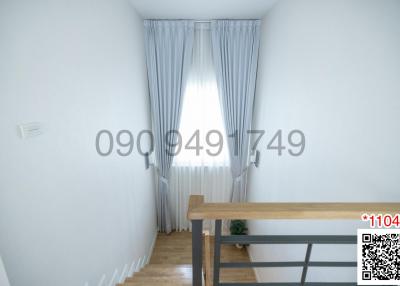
121, 282, 190, 286
119, 264, 192, 286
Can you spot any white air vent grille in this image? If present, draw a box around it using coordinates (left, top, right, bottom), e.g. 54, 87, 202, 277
18, 122, 43, 139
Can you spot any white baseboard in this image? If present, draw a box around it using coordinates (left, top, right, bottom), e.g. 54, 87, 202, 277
88, 227, 158, 286
0, 256, 10, 286
108, 269, 118, 286
248, 247, 261, 283
147, 229, 158, 265
118, 264, 128, 284
135, 257, 142, 272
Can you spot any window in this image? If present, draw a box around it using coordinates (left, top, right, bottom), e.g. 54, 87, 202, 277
174, 23, 229, 166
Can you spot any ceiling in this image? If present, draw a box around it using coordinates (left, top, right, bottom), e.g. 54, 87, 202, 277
130, 0, 278, 20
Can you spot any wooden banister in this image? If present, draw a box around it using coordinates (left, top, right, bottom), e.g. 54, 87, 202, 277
187, 195, 400, 220
188, 195, 400, 286
203, 230, 212, 286
187, 195, 205, 219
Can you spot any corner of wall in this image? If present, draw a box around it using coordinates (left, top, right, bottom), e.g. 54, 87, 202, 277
89, 228, 158, 286
247, 247, 261, 283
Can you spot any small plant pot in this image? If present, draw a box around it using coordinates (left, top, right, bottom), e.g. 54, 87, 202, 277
230, 220, 248, 250
235, 243, 244, 249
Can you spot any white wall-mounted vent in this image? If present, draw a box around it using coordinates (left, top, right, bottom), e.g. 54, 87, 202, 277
18, 122, 43, 139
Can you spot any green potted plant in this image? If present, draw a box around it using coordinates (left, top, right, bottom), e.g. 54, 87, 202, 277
230, 220, 248, 249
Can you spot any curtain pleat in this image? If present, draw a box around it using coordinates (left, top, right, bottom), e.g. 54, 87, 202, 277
166, 23, 232, 234
211, 20, 261, 203
144, 20, 194, 233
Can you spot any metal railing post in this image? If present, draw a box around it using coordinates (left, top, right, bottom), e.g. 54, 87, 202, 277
301, 243, 313, 285
213, 220, 222, 286
192, 219, 203, 286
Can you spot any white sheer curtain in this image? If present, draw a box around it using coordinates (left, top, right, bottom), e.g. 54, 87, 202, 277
169, 23, 232, 233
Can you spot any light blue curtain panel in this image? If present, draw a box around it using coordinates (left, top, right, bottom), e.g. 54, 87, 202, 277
144, 20, 194, 233
211, 20, 261, 202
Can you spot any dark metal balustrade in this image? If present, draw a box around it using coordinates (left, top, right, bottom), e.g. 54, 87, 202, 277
192, 220, 357, 286
187, 196, 400, 286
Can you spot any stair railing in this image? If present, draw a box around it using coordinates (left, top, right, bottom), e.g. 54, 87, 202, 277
187, 195, 400, 286
203, 230, 212, 286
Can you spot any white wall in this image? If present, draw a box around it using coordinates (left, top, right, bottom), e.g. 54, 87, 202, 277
248, 0, 400, 283
0, 0, 156, 285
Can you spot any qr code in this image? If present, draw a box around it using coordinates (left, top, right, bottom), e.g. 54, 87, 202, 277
358, 229, 400, 285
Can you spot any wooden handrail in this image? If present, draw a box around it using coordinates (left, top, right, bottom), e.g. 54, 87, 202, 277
188, 195, 205, 217
187, 195, 400, 220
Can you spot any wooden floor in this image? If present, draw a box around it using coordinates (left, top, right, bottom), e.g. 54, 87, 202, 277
152, 231, 257, 283
120, 231, 256, 285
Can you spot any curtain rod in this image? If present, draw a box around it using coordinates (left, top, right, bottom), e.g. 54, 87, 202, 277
146, 20, 259, 23
193, 19, 260, 21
